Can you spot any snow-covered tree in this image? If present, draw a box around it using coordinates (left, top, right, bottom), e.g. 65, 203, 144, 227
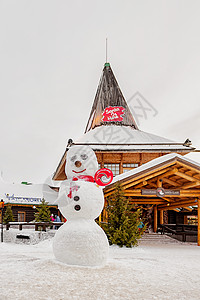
102, 183, 146, 247
3, 204, 14, 224
34, 199, 51, 223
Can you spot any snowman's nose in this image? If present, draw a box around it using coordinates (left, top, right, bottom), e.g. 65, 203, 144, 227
75, 161, 82, 168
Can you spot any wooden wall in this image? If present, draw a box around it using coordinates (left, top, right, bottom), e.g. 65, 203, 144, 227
96, 152, 164, 173
4, 205, 59, 222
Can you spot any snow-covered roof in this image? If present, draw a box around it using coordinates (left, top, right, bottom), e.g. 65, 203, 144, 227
75, 125, 194, 152
105, 153, 200, 187
0, 180, 44, 205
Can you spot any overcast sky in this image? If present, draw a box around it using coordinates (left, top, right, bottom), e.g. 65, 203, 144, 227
0, 0, 200, 184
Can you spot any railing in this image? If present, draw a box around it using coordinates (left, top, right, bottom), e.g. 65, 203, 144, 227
159, 224, 197, 242
5, 222, 64, 232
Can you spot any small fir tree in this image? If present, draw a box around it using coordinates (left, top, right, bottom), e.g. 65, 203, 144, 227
34, 199, 51, 223
3, 204, 14, 224
102, 183, 146, 247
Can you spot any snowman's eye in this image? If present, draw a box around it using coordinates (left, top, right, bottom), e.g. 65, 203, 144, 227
81, 154, 88, 160
70, 155, 77, 162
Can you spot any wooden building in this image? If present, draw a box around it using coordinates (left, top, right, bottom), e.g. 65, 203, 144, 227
0, 179, 58, 223
53, 63, 194, 181
52, 62, 200, 244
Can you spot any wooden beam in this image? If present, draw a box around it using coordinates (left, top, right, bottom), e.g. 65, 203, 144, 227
183, 207, 193, 212
158, 200, 197, 210
134, 181, 148, 188
119, 153, 123, 174
104, 163, 177, 194
124, 189, 142, 196
162, 177, 179, 187
123, 189, 200, 197
123, 168, 172, 190
157, 168, 178, 180
157, 178, 162, 188
160, 210, 164, 224
102, 153, 104, 168
180, 190, 200, 197
128, 200, 166, 205
176, 171, 200, 183
180, 181, 200, 190
154, 205, 158, 232
147, 182, 157, 188
198, 198, 200, 246
162, 197, 172, 203
177, 161, 200, 176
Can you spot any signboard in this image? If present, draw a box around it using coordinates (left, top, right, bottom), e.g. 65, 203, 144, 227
141, 189, 157, 195
141, 188, 180, 197
5, 194, 42, 204
101, 106, 125, 122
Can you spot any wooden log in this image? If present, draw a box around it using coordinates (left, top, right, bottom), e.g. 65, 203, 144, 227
160, 210, 164, 225
162, 177, 179, 187
158, 200, 197, 210
104, 165, 178, 194
181, 181, 200, 190
154, 205, 158, 233
157, 178, 162, 188
176, 171, 200, 183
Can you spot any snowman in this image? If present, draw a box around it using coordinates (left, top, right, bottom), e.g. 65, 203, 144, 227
53, 145, 112, 267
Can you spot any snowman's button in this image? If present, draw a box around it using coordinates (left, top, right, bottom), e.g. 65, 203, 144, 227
73, 196, 80, 201
74, 205, 81, 211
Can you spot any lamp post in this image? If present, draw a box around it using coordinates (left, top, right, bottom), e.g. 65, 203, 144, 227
0, 200, 4, 242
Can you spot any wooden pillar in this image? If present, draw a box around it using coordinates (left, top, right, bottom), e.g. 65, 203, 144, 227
119, 153, 123, 174
184, 215, 188, 225
157, 178, 162, 188
101, 153, 104, 168
160, 210, 164, 225
198, 198, 200, 246
103, 198, 108, 222
139, 153, 143, 166
154, 205, 158, 233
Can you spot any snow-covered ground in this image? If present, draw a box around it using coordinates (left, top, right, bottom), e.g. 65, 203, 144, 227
1, 237, 200, 300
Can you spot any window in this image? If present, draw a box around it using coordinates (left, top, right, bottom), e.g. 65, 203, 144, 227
18, 212, 25, 222
123, 163, 139, 173
187, 215, 197, 225
104, 163, 120, 176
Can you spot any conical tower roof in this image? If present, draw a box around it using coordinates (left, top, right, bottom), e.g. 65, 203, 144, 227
85, 63, 138, 133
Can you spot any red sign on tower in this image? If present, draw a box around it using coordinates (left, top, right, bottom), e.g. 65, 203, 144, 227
101, 106, 125, 122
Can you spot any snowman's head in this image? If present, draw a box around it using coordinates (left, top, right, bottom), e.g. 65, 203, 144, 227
66, 145, 98, 179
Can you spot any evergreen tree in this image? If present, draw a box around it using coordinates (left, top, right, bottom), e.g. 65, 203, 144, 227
102, 183, 146, 247
34, 199, 51, 223
3, 204, 14, 224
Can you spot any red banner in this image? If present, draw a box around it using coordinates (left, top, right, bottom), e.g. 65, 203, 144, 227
101, 106, 125, 122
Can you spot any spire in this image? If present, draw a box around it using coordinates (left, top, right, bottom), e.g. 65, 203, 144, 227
85, 63, 138, 133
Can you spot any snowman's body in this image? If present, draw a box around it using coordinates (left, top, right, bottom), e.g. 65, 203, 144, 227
53, 146, 109, 266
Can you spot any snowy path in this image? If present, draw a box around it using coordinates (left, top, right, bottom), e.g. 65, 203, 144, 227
0, 240, 200, 300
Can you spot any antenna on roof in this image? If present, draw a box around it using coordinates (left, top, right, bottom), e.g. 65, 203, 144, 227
106, 38, 108, 63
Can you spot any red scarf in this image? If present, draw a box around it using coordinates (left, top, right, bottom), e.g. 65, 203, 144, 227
72, 175, 94, 182
67, 175, 94, 198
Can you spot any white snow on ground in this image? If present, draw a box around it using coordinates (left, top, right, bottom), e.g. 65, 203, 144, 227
1, 237, 200, 300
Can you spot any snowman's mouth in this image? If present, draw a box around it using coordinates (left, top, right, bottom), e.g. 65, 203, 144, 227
72, 169, 86, 174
